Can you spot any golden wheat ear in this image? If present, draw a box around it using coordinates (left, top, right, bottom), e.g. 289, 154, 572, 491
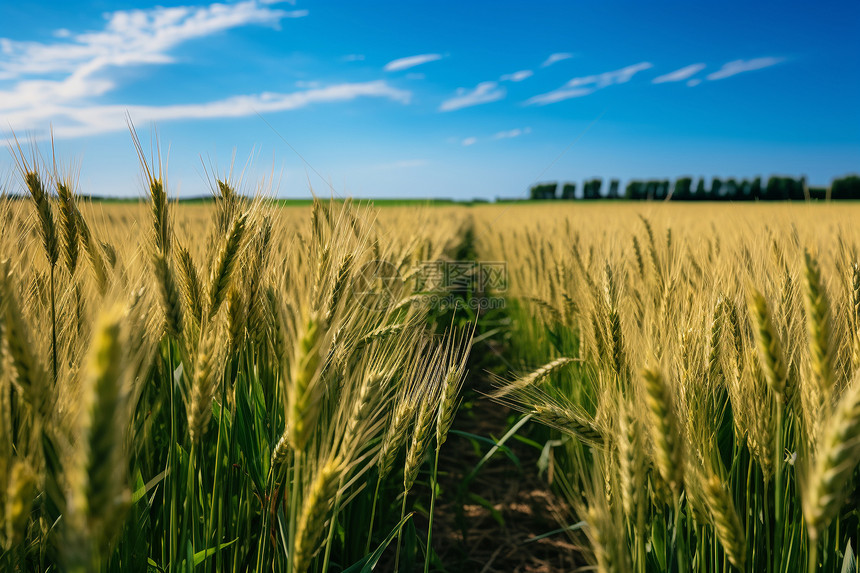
804, 250, 833, 396
4, 460, 37, 551
292, 455, 344, 573
55, 181, 79, 276
208, 211, 249, 321
803, 373, 860, 542
188, 320, 225, 445
1, 267, 49, 420
703, 473, 746, 569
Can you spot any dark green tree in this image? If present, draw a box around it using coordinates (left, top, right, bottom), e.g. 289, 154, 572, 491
529, 182, 558, 200
831, 175, 860, 200
750, 177, 762, 200
626, 180, 645, 200
561, 183, 577, 199
608, 179, 620, 199
673, 177, 693, 201
583, 178, 603, 199
693, 178, 706, 200
725, 179, 739, 201
711, 177, 723, 199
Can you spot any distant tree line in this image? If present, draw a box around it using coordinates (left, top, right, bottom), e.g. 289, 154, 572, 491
528, 175, 860, 201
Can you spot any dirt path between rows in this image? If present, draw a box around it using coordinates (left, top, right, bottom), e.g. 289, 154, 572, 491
428, 368, 582, 572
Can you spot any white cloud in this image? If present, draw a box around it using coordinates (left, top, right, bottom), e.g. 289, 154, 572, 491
439, 81, 506, 112
0, 2, 411, 139
541, 53, 574, 67
5, 81, 410, 139
384, 53, 442, 72
687, 78, 702, 87
500, 70, 533, 82
706, 57, 783, 80
526, 62, 652, 105
0, 1, 305, 82
652, 63, 706, 84
0, 0, 307, 118
493, 127, 531, 140
342, 54, 365, 62
458, 127, 531, 146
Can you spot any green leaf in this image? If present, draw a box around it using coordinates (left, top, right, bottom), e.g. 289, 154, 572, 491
193, 539, 238, 566
177, 539, 238, 570
522, 520, 587, 544
341, 513, 413, 573
403, 518, 417, 573
467, 493, 505, 526
131, 469, 167, 505
234, 376, 265, 494
511, 434, 542, 450
464, 414, 531, 483
651, 515, 667, 571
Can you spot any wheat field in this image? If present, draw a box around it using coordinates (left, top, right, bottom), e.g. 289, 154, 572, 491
2, 152, 860, 573
477, 202, 860, 572
0, 146, 476, 572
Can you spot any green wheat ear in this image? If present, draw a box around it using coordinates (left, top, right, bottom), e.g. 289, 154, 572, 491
642, 367, 684, 493
804, 250, 833, 394
750, 289, 787, 397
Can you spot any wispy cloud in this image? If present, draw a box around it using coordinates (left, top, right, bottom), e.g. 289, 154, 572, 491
0, 1, 307, 126
439, 81, 506, 112
526, 62, 652, 105
500, 70, 533, 82
652, 63, 706, 84
458, 127, 531, 146
493, 127, 531, 140
4, 82, 412, 139
706, 57, 783, 80
0, 0, 304, 82
342, 54, 365, 62
0, 1, 413, 139
383, 53, 442, 72
541, 52, 574, 68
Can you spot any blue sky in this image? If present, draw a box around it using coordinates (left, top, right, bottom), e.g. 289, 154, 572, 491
1, 0, 858, 199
